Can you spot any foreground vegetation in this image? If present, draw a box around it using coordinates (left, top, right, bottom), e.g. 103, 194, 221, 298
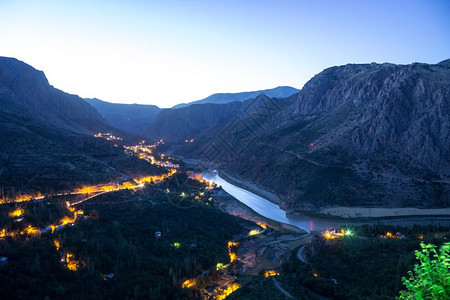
0, 173, 249, 299
398, 242, 449, 300
228, 224, 450, 300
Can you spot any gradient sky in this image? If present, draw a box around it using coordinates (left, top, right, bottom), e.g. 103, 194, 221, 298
1, 0, 449, 107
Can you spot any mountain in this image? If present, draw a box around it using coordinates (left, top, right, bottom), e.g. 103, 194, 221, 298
146, 101, 245, 142
0, 57, 112, 134
85, 98, 161, 135
0, 57, 144, 198
172, 86, 298, 109
177, 60, 450, 211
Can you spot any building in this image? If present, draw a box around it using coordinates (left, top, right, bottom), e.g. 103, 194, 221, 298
40, 227, 53, 234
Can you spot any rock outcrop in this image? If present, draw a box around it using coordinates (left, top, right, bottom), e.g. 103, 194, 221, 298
178, 60, 450, 210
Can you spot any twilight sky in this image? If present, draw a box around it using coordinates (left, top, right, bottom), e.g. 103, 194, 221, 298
1, 0, 449, 107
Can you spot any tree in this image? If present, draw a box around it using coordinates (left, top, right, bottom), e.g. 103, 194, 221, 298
398, 242, 450, 300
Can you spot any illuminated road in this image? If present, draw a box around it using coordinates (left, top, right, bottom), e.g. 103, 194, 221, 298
0, 140, 178, 206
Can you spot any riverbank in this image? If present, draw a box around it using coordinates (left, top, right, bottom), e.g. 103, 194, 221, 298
317, 206, 450, 218
218, 170, 450, 220
213, 192, 305, 234
216, 169, 450, 221
218, 171, 282, 205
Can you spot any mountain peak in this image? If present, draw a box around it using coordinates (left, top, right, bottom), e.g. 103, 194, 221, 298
437, 58, 450, 67
0, 57, 111, 134
172, 86, 299, 109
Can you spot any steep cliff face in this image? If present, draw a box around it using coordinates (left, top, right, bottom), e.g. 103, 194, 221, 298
0, 57, 111, 134
178, 60, 450, 210
288, 61, 450, 175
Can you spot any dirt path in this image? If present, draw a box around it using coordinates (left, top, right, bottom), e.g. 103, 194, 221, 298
297, 245, 308, 264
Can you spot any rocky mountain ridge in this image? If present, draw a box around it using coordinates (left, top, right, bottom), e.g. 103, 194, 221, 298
177, 60, 450, 211
0, 57, 130, 196
0, 57, 112, 134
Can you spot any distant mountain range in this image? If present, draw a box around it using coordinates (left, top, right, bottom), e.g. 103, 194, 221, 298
172, 86, 299, 109
84, 87, 298, 136
146, 101, 245, 142
85, 98, 161, 136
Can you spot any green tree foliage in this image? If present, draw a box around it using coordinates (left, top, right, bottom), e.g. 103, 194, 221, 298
398, 242, 450, 300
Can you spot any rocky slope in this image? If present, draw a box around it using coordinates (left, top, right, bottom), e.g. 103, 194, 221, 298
0, 57, 135, 197
177, 60, 450, 211
85, 98, 161, 135
172, 86, 298, 109
146, 101, 245, 142
288, 60, 450, 175
0, 57, 113, 134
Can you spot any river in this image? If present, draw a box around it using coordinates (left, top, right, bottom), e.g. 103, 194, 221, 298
203, 170, 450, 233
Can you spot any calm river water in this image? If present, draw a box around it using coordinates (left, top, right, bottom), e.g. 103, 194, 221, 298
203, 171, 450, 233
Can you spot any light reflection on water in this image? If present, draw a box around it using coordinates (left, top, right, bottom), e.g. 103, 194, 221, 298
203, 171, 450, 233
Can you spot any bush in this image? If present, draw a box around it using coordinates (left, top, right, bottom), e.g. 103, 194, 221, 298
398, 242, 450, 300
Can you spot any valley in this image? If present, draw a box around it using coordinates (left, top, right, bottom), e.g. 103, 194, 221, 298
0, 56, 449, 299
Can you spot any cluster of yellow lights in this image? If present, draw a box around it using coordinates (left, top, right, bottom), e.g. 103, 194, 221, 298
216, 262, 229, 271
323, 229, 353, 240
181, 279, 196, 288
1, 140, 178, 206
53, 237, 83, 271
135, 169, 177, 185
94, 133, 122, 140
1, 202, 85, 239
323, 231, 333, 240
9, 208, 24, 218
1, 193, 44, 204
228, 241, 239, 263
24, 225, 40, 236
257, 222, 268, 229
0, 228, 16, 238
264, 270, 280, 277
381, 232, 404, 239
213, 283, 241, 300
65, 253, 78, 271
54, 239, 61, 251
125, 142, 179, 169
75, 181, 139, 195
248, 230, 261, 236
60, 203, 84, 226
188, 172, 215, 190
